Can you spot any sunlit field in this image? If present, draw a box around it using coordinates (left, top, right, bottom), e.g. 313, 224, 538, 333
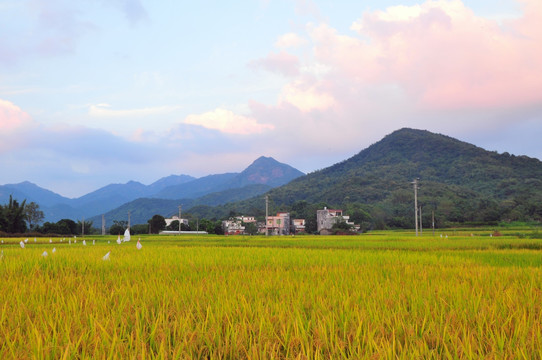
1, 231, 542, 359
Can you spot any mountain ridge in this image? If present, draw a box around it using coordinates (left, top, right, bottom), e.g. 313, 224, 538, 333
186, 128, 542, 229
0, 156, 304, 223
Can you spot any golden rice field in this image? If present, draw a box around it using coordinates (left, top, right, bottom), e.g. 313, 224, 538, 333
1, 231, 542, 359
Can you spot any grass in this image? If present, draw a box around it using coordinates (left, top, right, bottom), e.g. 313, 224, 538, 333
1, 231, 542, 358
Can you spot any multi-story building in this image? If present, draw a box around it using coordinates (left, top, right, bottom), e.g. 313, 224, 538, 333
222, 216, 257, 235
164, 216, 189, 228
292, 219, 306, 234
316, 207, 358, 233
265, 212, 291, 235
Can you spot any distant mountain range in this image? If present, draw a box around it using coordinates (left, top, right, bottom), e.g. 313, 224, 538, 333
0, 156, 304, 223
5, 129, 542, 230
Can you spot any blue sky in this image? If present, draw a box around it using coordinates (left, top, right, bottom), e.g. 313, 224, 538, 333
1, 0, 541, 197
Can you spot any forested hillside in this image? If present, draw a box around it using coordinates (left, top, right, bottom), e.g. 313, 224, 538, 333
189, 128, 542, 230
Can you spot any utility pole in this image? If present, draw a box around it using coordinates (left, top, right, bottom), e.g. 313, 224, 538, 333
265, 195, 269, 236
101, 215, 105, 236
412, 179, 419, 236
178, 205, 182, 234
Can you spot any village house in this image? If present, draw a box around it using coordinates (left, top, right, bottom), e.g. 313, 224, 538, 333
263, 212, 291, 235
222, 216, 257, 235
164, 216, 189, 228
292, 218, 306, 234
316, 207, 359, 234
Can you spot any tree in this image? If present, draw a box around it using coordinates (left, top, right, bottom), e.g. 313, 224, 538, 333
109, 224, 124, 235
57, 219, 77, 234
77, 220, 95, 235
148, 215, 166, 234
1, 195, 27, 233
25, 202, 44, 231
243, 222, 258, 235
109, 220, 128, 235
131, 224, 149, 235
166, 220, 180, 231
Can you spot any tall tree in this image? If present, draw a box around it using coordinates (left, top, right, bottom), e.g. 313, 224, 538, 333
148, 215, 166, 234
25, 202, 44, 231
3, 196, 27, 233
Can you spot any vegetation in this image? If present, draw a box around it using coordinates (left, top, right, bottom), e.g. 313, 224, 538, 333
191, 129, 542, 229
1, 231, 541, 358
24, 202, 44, 230
148, 214, 166, 234
0, 195, 27, 233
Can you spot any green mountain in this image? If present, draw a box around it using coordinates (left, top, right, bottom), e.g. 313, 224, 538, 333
191, 128, 542, 230
88, 184, 272, 225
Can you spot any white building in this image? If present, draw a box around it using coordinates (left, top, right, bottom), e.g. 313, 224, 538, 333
316, 207, 358, 233
164, 216, 189, 228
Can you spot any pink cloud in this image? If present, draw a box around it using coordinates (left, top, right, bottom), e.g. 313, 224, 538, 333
279, 80, 337, 112
310, 0, 542, 110
0, 99, 34, 134
249, 51, 301, 77
241, 0, 542, 161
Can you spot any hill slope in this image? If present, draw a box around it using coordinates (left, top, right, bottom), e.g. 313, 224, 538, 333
192, 128, 542, 229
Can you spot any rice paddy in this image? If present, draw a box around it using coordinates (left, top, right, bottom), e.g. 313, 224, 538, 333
1, 231, 541, 359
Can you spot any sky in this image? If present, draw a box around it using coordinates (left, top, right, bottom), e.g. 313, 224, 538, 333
1, 0, 541, 198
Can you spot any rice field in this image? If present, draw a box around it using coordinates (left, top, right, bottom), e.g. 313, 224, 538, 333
1, 231, 542, 359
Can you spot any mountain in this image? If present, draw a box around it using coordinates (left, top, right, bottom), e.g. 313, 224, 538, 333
90, 184, 273, 225
223, 156, 305, 188
1, 156, 304, 224
0, 181, 72, 206
152, 173, 238, 200
153, 156, 304, 199
191, 128, 542, 229
147, 174, 196, 193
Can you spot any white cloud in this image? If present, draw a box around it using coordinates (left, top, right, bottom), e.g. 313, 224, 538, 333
184, 108, 274, 135
279, 82, 336, 112
274, 32, 308, 49
88, 103, 182, 118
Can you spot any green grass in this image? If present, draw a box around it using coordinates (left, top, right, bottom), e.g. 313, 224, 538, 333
1, 231, 542, 358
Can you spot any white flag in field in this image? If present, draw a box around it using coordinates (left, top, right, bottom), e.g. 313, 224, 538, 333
102, 252, 110, 261
117, 236, 122, 245
136, 238, 142, 250
52, 247, 56, 253
42, 251, 48, 257
82, 240, 86, 246
20, 241, 25, 248
24, 238, 28, 243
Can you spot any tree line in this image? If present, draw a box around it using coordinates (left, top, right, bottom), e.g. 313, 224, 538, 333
0, 196, 224, 235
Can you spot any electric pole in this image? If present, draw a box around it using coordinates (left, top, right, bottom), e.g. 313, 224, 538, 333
412, 179, 419, 236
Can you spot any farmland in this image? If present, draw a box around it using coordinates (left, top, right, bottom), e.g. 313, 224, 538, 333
1, 231, 542, 359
